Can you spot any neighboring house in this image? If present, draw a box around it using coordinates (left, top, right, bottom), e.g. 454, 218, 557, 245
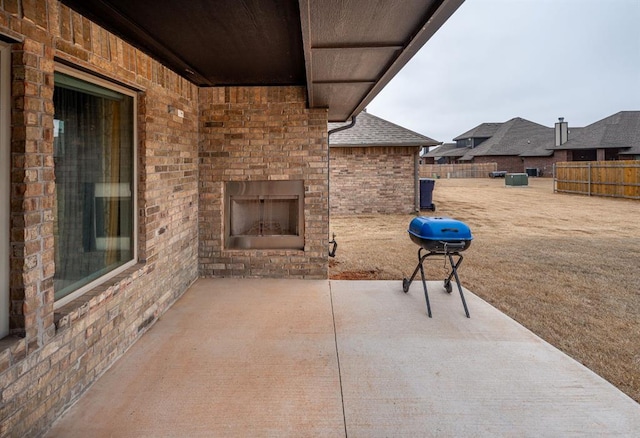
328, 111, 439, 215
518, 135, 557, 175
458, 118, 553, 172
427, 111, 640, 176
429, 118, 552, 173
518, 119, 584, 173
424, 142, 465, 164
550, 111, 640, 161
0, 1, 464, 435
453, 122, 503, 148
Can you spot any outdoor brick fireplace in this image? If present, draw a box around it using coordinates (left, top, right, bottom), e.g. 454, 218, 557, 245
198, 86, 329, 278
225, 180, 304, 250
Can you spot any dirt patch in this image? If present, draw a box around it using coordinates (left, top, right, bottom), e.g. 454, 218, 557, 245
330, 178, 640, 403
329, 270, 380, 280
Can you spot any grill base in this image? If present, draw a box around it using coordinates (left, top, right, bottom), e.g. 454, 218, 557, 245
404, 216, 472, 318
402, 247, 470, 318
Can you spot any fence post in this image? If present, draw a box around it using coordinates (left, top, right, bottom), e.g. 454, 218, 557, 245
553, 163, 556, 193
588, 162, 591, 196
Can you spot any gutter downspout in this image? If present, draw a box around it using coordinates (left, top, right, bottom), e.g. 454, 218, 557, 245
327, 115, 357, 257
414, 148, 420, 213
328, 115, 357, 136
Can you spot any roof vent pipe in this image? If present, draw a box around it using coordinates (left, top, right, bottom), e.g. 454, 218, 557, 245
555, 117, 568, 146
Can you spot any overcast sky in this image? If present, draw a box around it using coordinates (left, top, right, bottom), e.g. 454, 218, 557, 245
367, 0, 640, 143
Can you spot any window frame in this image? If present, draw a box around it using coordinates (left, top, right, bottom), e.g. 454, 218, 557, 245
53, 64, 138, 309
1, 42, 10, 337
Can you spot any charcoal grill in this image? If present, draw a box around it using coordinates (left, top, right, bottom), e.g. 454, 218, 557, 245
402, 216, 473, 318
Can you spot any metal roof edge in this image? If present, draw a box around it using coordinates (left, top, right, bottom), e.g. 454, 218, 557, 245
347, 0, 465, 120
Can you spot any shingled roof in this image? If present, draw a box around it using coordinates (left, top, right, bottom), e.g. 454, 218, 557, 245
424, 142, 469, 158
551, 111, 640, 153
453, 122, 503, 141
519, 127, 584, 157
328, 111, 439, 147
518, 138, 555, 157
459, 117, 552, 160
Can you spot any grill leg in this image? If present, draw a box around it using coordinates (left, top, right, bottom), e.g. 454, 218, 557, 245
448, 253, 470, 318
419, 255, 432, 318
402, 248, 432, 317
444, 253, 463, 286
403, 248, 423, 292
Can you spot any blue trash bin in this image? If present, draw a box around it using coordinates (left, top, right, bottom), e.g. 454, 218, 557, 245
419, 178, 436, 211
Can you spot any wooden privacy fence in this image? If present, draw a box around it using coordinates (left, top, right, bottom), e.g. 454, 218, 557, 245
553, 160, 640, 199
420, 162, 497, 179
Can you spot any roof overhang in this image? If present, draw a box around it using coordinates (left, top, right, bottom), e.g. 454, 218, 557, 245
59, 0, 464, 122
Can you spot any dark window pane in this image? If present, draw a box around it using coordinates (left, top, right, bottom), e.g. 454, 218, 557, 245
53, 73, 134, 300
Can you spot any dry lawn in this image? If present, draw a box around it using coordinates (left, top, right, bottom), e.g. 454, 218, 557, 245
329, 178, 640, 403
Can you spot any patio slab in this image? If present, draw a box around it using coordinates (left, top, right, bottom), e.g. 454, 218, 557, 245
46, 279, 640, 437
46, 279, 345, 437
331, 280, 640, 436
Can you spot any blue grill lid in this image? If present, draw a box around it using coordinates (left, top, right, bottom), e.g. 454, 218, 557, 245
408, 216, 473, 241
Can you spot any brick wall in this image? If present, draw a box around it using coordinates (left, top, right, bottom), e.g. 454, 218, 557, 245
0, 2, 199, 436
551, 150, 571, 163
523, 151, 571, 177
522, 156, 558, 177
198, 87, 328, 279
472, 155, 525, 173
330, 146, 418, 215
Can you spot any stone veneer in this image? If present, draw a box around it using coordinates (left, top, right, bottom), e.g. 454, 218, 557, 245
198, 87, 329, 278
330, 146, 419, 215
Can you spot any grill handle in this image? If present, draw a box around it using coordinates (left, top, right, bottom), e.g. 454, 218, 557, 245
440, 241, 466, 249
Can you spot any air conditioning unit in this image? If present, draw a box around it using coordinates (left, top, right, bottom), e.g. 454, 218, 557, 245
505, 173, 528, 186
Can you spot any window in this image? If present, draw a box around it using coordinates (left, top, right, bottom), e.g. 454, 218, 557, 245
1, 42, 10, 337
571, 149, 597, 162
53, 66, 136, 306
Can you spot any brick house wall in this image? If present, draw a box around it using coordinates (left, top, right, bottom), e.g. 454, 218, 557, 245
198, 87, 328, 279
552, 150, 570, 162
472, 155, 525, 173
522, 156, 558, 177
330, 146, 418, 215
1, 2, 201, 436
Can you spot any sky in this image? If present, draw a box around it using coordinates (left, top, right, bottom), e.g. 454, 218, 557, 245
367, 0, 640, 143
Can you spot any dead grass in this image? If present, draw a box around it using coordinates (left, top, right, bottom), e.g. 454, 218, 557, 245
329, 178, 640, 403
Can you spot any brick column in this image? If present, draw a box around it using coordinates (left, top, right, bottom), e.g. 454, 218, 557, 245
10, 38, 56, 348
199, 86, 329, 278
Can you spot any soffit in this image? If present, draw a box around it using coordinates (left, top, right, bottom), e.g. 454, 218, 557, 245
59, 0, 464, 122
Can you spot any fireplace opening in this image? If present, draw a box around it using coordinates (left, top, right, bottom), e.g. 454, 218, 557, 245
225, 180, 304, 250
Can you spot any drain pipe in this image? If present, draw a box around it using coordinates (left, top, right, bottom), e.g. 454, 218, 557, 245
328, 115, 357, 136
414, 149, 420, 213
327, 115, 357, 257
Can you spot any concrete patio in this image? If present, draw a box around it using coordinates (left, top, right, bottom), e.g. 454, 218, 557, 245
46, 279, 640, 437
